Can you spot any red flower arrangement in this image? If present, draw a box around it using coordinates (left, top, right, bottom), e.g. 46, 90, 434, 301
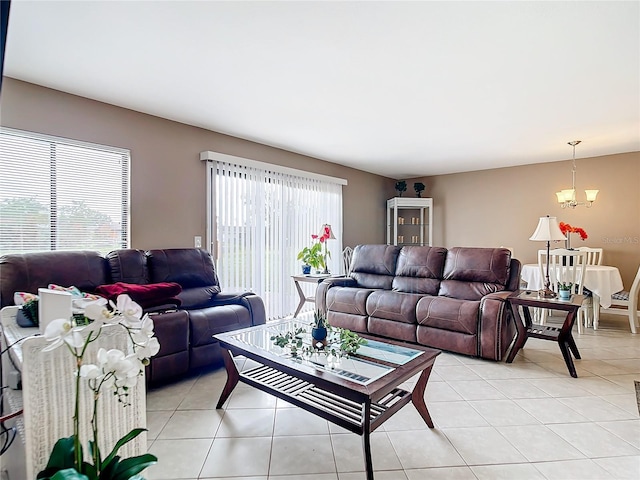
559, 222, 588, 241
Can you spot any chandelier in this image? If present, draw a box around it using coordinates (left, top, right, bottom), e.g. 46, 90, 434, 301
555, 140, 598, 208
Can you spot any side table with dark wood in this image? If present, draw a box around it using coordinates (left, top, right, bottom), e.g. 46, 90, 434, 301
506, 290, 585, 377
291, 274, 331, 317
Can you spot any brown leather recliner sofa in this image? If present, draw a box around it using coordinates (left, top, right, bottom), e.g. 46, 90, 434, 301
0, 248, 266, 384
316, 245, 521, 361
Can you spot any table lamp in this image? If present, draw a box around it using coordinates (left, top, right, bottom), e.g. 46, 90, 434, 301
529, 215, 566, 298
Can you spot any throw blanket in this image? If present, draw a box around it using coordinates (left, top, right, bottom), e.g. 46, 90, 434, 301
95, 282, 182, 309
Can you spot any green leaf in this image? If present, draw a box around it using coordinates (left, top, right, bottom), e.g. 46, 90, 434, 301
102, 428, 147, 468
111, 454, 158, 480
81, 461, 97, 479
50, 469, 90, 480
99, 454, 120, 479
38, 436, 81, 478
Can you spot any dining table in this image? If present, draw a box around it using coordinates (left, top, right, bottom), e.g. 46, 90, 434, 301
520, 263, 624, 327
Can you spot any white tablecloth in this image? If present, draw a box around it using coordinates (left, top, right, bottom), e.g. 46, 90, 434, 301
520, 264, 624, 309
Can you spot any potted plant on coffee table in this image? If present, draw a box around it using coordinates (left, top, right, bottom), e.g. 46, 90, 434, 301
311, 310, 328, 346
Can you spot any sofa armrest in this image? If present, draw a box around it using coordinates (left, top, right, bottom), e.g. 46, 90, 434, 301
506, 258, 522, 292
483, 291, 513, 302
316, 277, 358, 313
208, 291, 266, 326
478, 291, 517, 361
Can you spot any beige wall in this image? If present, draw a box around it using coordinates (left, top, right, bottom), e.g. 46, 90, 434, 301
408, 152, 640, 288
3, 78, 639, 290
0, 78, 391, 251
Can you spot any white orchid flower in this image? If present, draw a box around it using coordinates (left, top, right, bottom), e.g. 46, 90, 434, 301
135, 336, 160, 362
96, 348, 142, 389
79, 364, 101, 380
113, 354, 142, 389
43, 318, 85, 352
84, 297, 111, 323
131, 316, 155, 345
114, 295, 143, 326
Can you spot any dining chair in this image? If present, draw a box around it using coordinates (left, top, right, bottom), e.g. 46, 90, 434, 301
575, 247, 603, 329
342, 246, 354, 275
576, 246, 603, 265
598, 264, 640, 334
537, 248, 590, 333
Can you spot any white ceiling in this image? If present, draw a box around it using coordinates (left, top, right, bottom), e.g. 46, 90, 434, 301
4, 1, 639, 178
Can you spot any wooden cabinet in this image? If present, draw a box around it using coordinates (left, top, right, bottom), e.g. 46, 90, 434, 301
386, 197, 433, 246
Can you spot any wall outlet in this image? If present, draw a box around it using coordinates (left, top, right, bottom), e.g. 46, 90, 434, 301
194, 236, 202, 248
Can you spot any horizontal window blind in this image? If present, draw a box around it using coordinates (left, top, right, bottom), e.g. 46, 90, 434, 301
208, 158, 343, 320
0, 127, 130, 254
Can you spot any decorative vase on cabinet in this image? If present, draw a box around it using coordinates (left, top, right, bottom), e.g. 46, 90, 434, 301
386, 197, 433, 246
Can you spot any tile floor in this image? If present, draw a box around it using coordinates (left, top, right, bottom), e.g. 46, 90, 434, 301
145, 313, 640, 480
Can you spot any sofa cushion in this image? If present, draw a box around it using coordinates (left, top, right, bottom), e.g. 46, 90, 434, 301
440, 247, 511, 300
366, 290, 422, 324
417, 324, 477, 357
416, 296, 480, 334
392, 246, 447, 294
368, 317, 417, 343
146, 249, 221, 308
188, 304, 253, 369
326, 286, 375, 316
106, 249, 148, 284
0, 251, 109, 308
350, 244, 401, 290
327, 311, 369, 333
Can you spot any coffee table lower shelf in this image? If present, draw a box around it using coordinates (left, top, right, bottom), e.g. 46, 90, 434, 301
240, 363, 412, 435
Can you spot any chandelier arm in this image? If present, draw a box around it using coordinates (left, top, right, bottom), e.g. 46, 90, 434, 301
556, 140, 595, 209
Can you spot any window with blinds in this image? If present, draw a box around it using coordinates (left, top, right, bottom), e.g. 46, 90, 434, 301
207, 155, 344, 320
0, 127, 130, 255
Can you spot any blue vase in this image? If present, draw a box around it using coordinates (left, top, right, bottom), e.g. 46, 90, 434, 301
311, 326, 327, 347
302, 264, 311, 274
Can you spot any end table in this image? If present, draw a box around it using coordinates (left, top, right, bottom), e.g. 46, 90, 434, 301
291, 274, 331, 317
506, 290, 585, 377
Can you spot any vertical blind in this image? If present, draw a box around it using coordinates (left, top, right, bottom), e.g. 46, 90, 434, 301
0, 127, 130, 255
208, 158, 344, 320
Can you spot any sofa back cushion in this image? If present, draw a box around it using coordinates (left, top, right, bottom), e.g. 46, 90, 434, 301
350, 245, 401, 290
106, 249, 148, 284
0, 251, 109, 308
146, 248, 221, 308
392, 246, 447, 294
440, 247, 512, 300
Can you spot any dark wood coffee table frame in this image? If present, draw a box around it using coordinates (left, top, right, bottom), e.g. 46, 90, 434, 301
506, 290, 585, 377
215, 325, 440, 480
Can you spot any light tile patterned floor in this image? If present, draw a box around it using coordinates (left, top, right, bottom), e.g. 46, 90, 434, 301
145, 313, 640, 479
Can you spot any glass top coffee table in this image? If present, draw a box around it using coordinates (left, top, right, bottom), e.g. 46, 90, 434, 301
214, 320, 441, 480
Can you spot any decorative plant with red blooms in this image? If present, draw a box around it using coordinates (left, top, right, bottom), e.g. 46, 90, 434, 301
297, 235, 325, 271
297, 226, 333, 272
559, 222, 588, 240
315, 225, 333, 266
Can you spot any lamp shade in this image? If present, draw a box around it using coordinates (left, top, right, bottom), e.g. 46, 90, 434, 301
529, 216, 566, 242
585, 189, 599, 202
320, 224, 336, 240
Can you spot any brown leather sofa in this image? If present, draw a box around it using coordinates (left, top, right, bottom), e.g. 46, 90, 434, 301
316, 245, 521, 361
0, 248, 266, 384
